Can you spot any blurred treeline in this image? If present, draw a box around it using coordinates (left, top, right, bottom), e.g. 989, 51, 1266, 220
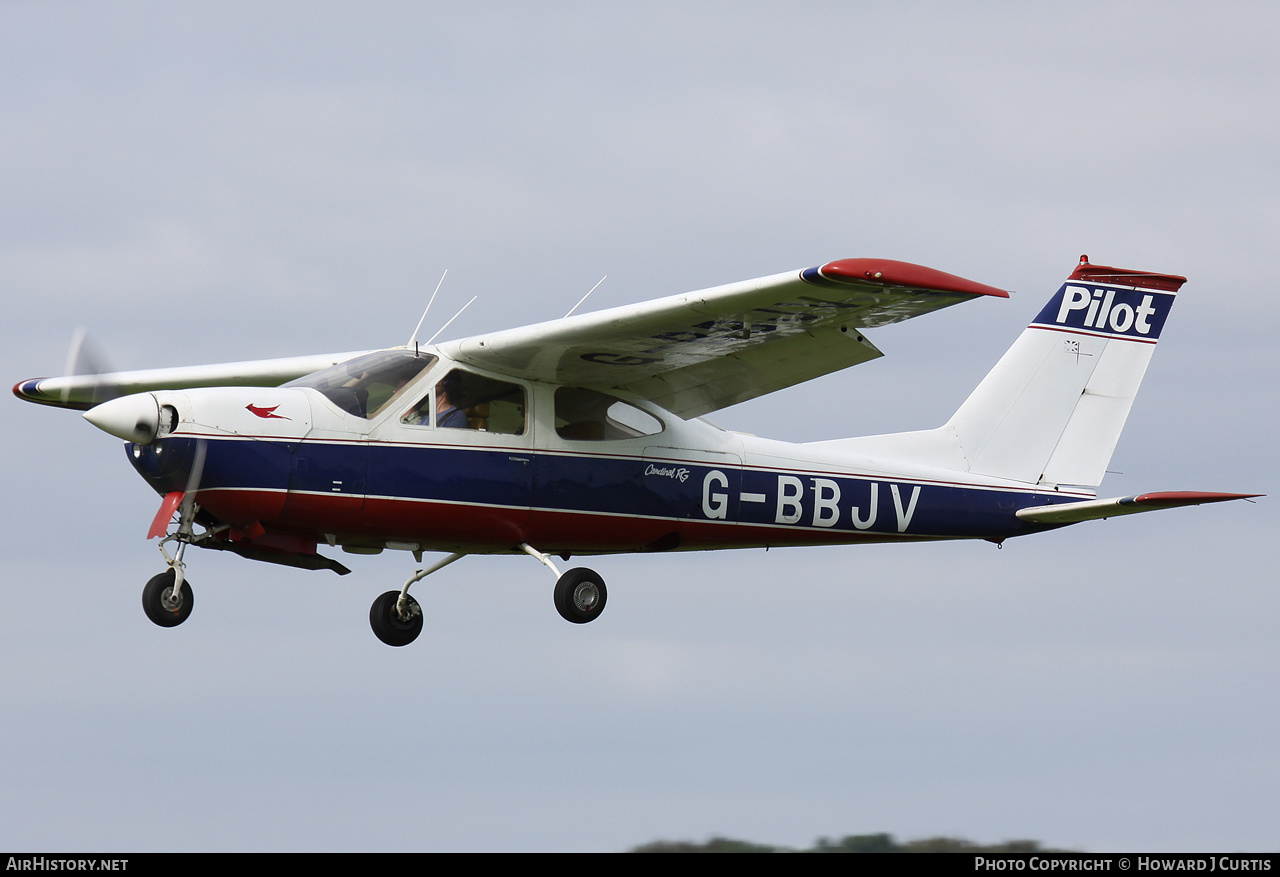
631, 833, 1070, 853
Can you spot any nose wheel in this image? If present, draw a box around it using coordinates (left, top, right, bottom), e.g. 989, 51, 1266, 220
142, 569, 194, 628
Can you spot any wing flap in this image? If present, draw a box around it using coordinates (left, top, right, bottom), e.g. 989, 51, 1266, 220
621, 326, 884, 419
450, 259, 1007, 417
1016, 491, 1261, 525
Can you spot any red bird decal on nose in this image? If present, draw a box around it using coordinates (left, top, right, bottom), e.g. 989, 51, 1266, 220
246, 404, 290, 420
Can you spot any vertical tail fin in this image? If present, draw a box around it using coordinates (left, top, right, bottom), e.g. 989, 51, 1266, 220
944, 256, 1185, 487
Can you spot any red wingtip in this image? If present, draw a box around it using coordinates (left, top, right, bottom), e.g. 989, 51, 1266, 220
819, 258, 1010, 298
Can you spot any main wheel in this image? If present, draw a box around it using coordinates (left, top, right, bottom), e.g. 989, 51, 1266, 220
369, 590, 423, 647
553, 568, 607, 624
142, 569, 194, 628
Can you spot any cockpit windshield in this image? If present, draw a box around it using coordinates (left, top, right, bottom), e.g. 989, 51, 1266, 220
284, 349, 436, 419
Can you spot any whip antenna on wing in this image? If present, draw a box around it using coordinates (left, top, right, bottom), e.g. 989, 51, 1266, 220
408, 269, 448, 348
564, 275, 607, 319
426, 295, 478, 345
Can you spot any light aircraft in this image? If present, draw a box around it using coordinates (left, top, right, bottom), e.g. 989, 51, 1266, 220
14, 255, 1258, 646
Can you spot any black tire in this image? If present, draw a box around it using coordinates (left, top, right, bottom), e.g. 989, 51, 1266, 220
142, 569, 194, 628
553, 568, 607, 624
369, 590, 423, 647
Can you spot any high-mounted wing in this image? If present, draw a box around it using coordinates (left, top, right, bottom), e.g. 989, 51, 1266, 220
13, 351, 373, 411
446, 259, 1008, 418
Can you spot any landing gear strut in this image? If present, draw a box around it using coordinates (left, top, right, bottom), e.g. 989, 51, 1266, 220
368, 551, 465, 647
367, 545, 609, 645
520, 544, 607, 625
145, 491, 201, 629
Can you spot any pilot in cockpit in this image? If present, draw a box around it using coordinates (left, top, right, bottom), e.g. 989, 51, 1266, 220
434, 372, 469, 429
402, 371, 471, 428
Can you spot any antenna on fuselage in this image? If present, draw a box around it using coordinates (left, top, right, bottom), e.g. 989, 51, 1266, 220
408, 269, 449, 350
564, 275, 607, 318
426, 295, 478, 345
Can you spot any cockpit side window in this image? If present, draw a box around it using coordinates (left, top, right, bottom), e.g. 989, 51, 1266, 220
401, 369, 527, 435
554, 387, 663, 441
284, 350, 436, 419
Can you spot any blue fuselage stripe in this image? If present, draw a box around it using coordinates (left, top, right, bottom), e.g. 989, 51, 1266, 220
128, 436, 1072, 541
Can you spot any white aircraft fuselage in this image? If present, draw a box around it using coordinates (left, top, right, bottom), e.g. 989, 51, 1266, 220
113, 365, 1074, 567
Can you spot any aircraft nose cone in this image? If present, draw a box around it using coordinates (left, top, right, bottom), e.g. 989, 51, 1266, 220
84, 393, 160, 444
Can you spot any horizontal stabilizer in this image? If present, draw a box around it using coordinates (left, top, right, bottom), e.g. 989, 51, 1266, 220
1016, 491, 1261, 525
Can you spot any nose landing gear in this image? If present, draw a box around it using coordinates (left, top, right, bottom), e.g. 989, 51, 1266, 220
144, 486, 202, 629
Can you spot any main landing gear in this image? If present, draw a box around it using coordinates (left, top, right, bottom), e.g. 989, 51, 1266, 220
552, 567, 607, 624
367, 551, 465, 647
367, 544, 608, 647
369, 590, 424, 647
142, 495, 609, 642
520, 543, 607, 625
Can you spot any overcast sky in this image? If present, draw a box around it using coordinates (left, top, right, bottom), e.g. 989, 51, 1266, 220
2, 1, 1277, 853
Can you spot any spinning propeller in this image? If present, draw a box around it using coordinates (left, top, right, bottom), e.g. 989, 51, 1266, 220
60, 327, 120, 407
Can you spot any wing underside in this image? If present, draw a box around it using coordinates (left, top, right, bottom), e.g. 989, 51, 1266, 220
448, 258, 1008, 418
